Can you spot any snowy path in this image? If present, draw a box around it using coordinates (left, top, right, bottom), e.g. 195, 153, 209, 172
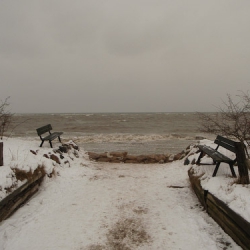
0, 162, 240, 250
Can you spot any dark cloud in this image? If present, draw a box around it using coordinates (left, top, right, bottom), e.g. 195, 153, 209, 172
0, 0, 250, 113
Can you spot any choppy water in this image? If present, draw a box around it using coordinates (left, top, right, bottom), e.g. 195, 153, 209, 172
8, 113, 214, 154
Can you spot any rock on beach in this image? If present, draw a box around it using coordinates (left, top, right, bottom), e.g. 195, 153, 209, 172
87, 150, 188, 164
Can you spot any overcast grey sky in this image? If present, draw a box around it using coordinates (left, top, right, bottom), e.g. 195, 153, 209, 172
0, 0, 250, 113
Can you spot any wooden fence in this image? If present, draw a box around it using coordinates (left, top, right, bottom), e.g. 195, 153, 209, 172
0, 172, 45, 222
188, 168, 250, 250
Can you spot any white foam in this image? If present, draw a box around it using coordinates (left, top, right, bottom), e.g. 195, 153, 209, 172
70, 133, 194, 144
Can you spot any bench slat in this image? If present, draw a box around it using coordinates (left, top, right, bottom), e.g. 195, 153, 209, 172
36, 124, 53, 136
197, 145, 233, 163
43, 132, 63, 141
215, 135, 236, 153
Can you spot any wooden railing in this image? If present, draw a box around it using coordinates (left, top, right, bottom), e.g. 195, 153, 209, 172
0, 172, 45, 222
188, 168, 250, 250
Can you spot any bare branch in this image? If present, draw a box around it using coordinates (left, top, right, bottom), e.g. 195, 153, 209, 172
197, 91, 250, 157
0, 97, 14, 139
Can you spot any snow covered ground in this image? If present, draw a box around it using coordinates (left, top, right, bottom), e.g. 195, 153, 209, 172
0, 137, 247, 249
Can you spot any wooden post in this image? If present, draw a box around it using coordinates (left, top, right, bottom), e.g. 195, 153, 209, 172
234, 142, 249, 184
0, 142, 3, 166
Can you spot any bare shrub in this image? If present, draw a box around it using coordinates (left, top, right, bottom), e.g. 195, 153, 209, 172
197, 91, 250, 155
0, 97, 13, 139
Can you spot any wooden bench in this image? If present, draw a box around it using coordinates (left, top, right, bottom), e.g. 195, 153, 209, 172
196, 135, 237, 177
36, 124, 63, 148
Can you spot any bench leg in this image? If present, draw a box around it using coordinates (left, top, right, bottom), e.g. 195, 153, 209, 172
40, 140, 44, 147
49, 140, 53, 148
212, 162, 221, 177
229, 163, 237, 178
58, 136, 62, 143
196, 151, 205, 165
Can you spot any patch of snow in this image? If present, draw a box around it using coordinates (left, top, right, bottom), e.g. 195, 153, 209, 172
0, 137, 244, 249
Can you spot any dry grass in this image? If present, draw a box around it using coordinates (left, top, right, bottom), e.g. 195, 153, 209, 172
12, 168, 33, 181
106, 217, 150, 249
89, 175, 110, 181
85, 243, 130, 250
133, 207, 148, 215
86, 217, 151, 250
84, 245, 105, 250
12, 164, 53, 182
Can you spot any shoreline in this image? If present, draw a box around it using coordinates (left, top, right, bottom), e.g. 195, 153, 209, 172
87, 145, 193, 164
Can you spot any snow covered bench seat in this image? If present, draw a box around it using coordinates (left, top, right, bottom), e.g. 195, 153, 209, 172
36, 124, 63, 148
196, 135, 237, 177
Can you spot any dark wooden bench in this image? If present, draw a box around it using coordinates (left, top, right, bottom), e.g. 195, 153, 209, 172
196, 135, 237, 177
36, 124, 63, 148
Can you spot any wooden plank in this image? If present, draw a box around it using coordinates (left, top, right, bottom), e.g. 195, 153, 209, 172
215, 140, 236, 153
0, 184, 40, 221
207, 199, 250, 250
43, 132, 63, 141
188, 170, 206, 207
36, 124, 52, 136
207, 193, 250, 234
234, 142, 249, 184
189, 168, 250, 250
192, 183, 205, 206
0, 172, 44, 207
0, 174, 45, 222
215, 135, 236, 153
0, 142, 3, 166
217, 135, 235, 145
197, 145, 233, 162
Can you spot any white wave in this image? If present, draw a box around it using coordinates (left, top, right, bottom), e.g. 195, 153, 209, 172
71, 133, 195, 144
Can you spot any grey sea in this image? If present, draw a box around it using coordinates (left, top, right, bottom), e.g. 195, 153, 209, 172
9, 113, 214, 155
